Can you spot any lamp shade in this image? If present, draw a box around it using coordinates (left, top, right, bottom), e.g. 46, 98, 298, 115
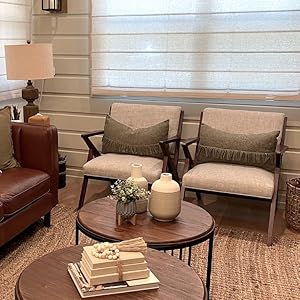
4, 43, 55, 80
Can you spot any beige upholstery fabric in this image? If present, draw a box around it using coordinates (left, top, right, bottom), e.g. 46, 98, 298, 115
182, 162, 274, 199
202, 108, 285, 142
83, 153, 163, 183
110, 103, 181, 138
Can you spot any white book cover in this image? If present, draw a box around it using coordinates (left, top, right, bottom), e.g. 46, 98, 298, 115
68, 262, 159, 298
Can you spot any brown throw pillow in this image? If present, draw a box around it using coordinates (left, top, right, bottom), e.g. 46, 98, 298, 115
102, 115, 169, 159
194, 124, 280, 171
0, 106, 19, 170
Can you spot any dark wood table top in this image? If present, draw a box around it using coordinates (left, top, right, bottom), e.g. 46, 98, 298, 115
15, 246, 207, 300
77, 198, 215, 249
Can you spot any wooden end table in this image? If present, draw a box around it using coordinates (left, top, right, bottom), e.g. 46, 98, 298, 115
76, 198, 215, 295
15, 246, 207, 300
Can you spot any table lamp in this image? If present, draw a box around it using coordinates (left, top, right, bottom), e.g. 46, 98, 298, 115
4, 42, 55, 122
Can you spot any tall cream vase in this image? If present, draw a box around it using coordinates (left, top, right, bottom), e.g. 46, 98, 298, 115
149, 173, 181, 221
126, 163, 148, 213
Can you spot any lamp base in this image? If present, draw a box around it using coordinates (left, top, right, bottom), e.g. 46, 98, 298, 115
22, 80, 39, 122
23, 104, 39, 122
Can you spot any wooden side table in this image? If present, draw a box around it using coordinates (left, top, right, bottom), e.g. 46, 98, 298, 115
15, 246, 207, 300
76, 198, 215, 295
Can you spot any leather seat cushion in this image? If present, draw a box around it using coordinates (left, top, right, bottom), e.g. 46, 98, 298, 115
182, 162, 275, 199
0, 168, 50, 216
83, 153, 163, 183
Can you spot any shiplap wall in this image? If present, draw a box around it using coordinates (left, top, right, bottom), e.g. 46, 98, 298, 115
32, 0, 300, 203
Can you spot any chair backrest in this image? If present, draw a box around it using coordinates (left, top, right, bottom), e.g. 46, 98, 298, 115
202, 108, 286, 143
110, 103, 182, 138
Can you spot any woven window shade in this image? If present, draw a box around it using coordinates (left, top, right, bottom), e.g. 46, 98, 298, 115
91, 0, 300, 99
0, 0, 32, 101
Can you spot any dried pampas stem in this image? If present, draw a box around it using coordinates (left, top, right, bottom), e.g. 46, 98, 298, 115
115, 237, 147, 253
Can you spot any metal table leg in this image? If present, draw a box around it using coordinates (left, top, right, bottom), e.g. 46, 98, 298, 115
179, 248, 183, 260
206, 232, 214, 297
188, 246, 192, 266
75, 224, 79, 245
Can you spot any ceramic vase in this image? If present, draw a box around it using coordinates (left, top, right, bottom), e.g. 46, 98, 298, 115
126, 163, 148, 213
149, 173, 181, 221
116, 200, 137, 219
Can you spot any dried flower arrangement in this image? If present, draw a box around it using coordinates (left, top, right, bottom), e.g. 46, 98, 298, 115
110, 180, 150, 223
110, 179, 150, 204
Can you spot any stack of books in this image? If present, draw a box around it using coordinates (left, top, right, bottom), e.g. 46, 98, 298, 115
68, 245, 160, 298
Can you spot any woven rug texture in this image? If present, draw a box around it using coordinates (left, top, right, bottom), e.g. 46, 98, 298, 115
0, 205, 300, 300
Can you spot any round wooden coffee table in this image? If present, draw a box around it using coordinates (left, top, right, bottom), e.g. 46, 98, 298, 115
76, 198, 215, 294
15, 246, 207, 300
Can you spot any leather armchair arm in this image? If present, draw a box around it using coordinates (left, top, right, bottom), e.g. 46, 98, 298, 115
11, 123, 58, 203
0, 201, 4, 222
81, 130, 104, 159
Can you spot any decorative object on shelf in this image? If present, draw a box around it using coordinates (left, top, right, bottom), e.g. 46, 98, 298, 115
11, 105, 21, 121
42, 0, 67, 13
92, 242, 120, 260
28, 113, 50, 126
111, 179, 149, 225
149, 173, 181, 222
126, 163, 149, 213
92, 238, 147, 260
286, 178, 300, 231
81, 237, 149, 286
4, 42, 55, 122
68, 237, 158, 298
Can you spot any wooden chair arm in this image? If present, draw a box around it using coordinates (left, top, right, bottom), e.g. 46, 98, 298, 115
276, 144, 288, 155
180, 138, 197, 168
180, 137, 199, 147
275, 144, 288, 168
81, 130, 104, 159
81, 130, 104, 139
159, 136, 180, 182
159, 135, 180, 145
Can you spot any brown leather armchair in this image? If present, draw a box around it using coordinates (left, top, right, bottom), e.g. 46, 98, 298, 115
0, 123, 58, 247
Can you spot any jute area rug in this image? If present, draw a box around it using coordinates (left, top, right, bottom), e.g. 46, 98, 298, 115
0, 205, 300, 300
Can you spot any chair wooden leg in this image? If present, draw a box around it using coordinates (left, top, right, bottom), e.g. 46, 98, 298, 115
180, 186, 186, 201
267, 193, 278, 246
44, 212, 51, 227
196, 191, 204, 206
77, 176, 89, 210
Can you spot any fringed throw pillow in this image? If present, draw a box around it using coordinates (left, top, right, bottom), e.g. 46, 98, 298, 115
0, 106, 19, 170
194, 124, 279, 171
102, 115, 169, 159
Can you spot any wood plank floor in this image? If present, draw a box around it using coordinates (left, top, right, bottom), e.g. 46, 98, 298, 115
60, 177, 300, 241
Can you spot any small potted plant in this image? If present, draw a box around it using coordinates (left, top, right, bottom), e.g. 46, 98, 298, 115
110, 180, 150, 222
11, 105, 21, 121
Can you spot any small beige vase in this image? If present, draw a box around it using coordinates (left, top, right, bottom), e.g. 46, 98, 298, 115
126, 163, 148, 213
149, 173, 181, 221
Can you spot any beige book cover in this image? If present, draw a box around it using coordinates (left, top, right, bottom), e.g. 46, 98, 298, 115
81, 254, 148, 276
82, 245, 145, 269
80, 260, 150, 286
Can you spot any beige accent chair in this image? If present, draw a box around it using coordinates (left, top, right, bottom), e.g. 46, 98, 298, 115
77, 102, 183, 210
181, 108, 287, 246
